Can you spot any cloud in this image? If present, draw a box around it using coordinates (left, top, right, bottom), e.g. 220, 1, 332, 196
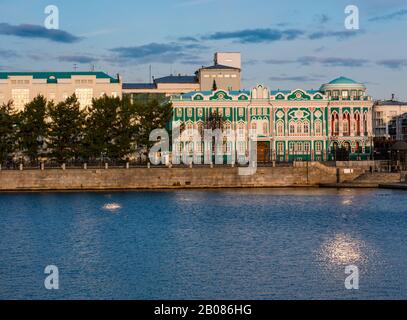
264, 56, 369, 67
177, 36, 199, 42
0, 49, 19, 59
264, 58, 295, 64
202, 28, 304, 43
270, 75, 325, 82
297, 56, 369, 67
376, 59, 407, 69
58, 55, 97, 64
308, 30, 361, 40
109, 42, 207, 64
369, 9, 407, 22
0, 23, 82, 43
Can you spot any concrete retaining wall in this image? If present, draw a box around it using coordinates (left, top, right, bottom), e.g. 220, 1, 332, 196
0, 164, 341, 191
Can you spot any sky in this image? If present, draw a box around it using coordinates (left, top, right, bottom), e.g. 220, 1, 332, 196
0, 0, 406, 100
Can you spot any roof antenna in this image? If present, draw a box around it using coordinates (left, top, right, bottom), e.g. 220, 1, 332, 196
149, 65, 152, 84
73, 64, 78, 72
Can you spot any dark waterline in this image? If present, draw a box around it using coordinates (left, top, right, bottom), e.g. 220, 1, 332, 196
1, 188, 407, 300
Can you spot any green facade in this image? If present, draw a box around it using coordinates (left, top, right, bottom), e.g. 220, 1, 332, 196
171, 84, 374, 163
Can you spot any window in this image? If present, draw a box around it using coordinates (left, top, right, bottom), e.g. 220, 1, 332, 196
238, 123, 245, 137
297, 122, 302, 134
11, 89, 30, 110
187, 108, 192, 118
231, 74, 237, 78
315, 142, 322, 153
315, 121, 322, 136
305, 142, 310, 153
176, 108, 182, 117
277, 122, 284, 136
225, 108, 230, 117
238, 108, 244, 117
75, 88, 93, 108
289, 122, 295, 134
263, 122, 268, 135
278, 143, 284, 155
289, 142, 294, 153
303, 122, 309, 134
342, 90, 349, 98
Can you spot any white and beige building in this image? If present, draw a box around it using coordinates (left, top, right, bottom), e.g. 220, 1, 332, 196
373, 97, 407, 140
0, 71, 122, 111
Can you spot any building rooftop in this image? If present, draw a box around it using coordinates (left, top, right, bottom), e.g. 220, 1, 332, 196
154, 75, 197, 84
199, 64, 241, 71
0, 71, 120, 83
122, 83, 156, 90
375, 99, 407, 106
328, 76, 359, 85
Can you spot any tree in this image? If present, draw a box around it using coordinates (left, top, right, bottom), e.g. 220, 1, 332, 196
82, 95, 137, 160
212, 80, 218, 91
17, 95, 48, 162
134, 99, 173, 154
0, 101, 18, 163
204, 111, 224, 130
47, 95, 86, 162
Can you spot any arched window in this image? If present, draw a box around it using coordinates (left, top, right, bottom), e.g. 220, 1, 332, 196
363, 113, 368, 135
262, 122, 268, 135
277, 121, 284, 136
354, 113, 361, 136
238, 122, 245, 137
315, 121, 322, 136
303, 121, 310, 134
332, 113, 339, 135
305, 142, 310, 153
297, 122, 302, 134
343, 113, 350, 136
289, 122, 295, 135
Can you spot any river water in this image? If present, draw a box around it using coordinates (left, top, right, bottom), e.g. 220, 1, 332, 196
1, 188, 406, 299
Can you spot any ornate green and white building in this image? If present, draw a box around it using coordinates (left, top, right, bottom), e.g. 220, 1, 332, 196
171, 77, 374, 162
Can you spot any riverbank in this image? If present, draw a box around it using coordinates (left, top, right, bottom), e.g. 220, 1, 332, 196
0, 162, 404, 191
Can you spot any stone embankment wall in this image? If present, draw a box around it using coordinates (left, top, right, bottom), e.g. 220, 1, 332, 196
0, 162, 353, 191
1, 162, 399, 191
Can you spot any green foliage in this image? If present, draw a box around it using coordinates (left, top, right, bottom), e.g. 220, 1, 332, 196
82, 95, 137, 160
47, 95, 86, 162
212, 80, 218, 91
17, 95, 48, 162
134, 99, 173, 152
0, 101, 18, 163
0, 94, 172, 162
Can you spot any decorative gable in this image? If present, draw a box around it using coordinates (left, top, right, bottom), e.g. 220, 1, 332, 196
210, 90, 232, 101
287, 90, 311, 101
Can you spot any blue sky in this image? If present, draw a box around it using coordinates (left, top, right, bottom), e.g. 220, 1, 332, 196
0, 0, 407, 100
